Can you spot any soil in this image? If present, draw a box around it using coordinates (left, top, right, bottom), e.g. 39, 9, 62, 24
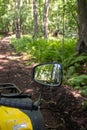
0, 36, 87, 130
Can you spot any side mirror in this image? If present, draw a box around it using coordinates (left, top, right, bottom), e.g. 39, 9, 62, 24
33, 62, 63, 87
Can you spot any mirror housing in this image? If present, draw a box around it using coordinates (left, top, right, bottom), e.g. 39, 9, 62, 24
33, 62, 63, 87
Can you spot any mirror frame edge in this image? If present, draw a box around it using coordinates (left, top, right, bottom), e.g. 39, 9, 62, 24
32, 62, 63, 87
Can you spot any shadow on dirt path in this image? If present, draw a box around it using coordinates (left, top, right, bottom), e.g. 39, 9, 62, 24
0, 36, 34, 90
0, 36, 87, 130
0, 36, 58, 129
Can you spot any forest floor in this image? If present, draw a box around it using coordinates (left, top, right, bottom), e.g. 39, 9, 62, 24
0, 36, 87, 130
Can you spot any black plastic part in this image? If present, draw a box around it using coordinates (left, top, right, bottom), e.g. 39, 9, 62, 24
22, 109, 46, 130
0, 83, 21, 93
0, 97, 38, 110
1, 93, 32, 98
0, 83, 32, 98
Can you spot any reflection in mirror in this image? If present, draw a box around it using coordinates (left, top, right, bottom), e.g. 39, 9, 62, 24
33, 63, 62, 87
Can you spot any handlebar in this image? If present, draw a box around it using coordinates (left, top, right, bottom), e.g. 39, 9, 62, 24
0, 83, 38, 110
0, 97, 38, 110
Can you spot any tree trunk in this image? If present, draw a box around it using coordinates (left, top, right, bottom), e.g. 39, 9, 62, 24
43, 0, 51, 39
15, 19, 21, 38
15, 0, 22, 38
76, 0, 87, 54
33, 0, 38, 39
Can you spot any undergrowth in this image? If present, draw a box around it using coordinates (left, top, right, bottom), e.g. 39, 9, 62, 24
11, 36, 76, 62
11, 36, 87, 96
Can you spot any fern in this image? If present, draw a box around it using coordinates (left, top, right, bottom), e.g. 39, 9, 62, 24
67, 74, 87, 87
11, 36, 87, 94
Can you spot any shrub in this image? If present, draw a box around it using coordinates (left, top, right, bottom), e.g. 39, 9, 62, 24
11, 37, 76, 63
11, 36, 87, 95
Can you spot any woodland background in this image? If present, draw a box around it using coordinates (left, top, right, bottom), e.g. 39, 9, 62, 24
0, 0, 87, 129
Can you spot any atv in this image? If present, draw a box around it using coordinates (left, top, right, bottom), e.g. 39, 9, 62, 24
0, 62, 62, 130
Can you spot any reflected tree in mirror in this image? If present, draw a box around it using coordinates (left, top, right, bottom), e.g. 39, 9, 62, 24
33, 63, 62, 87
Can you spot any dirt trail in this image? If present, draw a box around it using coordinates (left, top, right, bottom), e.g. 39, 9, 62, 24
0, 36, 87, 130
0, 36, 34, 89
0, 36, 58, 129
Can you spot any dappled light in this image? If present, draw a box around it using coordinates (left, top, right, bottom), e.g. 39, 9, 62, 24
0, 0, 87, 129
0, 35, 87, 130
0, 59, 8, 63
7, 55, 22, 60
71, 91, 82, 98
0, 66, 4, 70
0, 36, 33, 87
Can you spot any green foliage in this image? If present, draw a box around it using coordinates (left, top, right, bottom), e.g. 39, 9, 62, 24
11, 36, 76, 63
63, 54, 87, 69
63, 54, 87, 96
0, 35, 4, 39
66, 72, 87, 96
11, 36, 32, 52
0, 0, 77, 38
67, 75, 87, 87
11, 36, 87, 96
82, 100, 87, 110
49, 0, 77, 37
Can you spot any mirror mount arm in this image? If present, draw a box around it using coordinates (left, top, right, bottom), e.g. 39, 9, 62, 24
34, 85, 44, 107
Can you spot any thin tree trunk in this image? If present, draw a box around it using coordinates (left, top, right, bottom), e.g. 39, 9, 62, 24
76, 0, 87, 54
15, 0, 22, 38
15, 19, 21, 38
33, 0, 38, 39
43, 0, 51, 39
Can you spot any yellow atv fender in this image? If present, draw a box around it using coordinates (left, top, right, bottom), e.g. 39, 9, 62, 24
0, 106, 33, 130
0, 97, 45, 130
